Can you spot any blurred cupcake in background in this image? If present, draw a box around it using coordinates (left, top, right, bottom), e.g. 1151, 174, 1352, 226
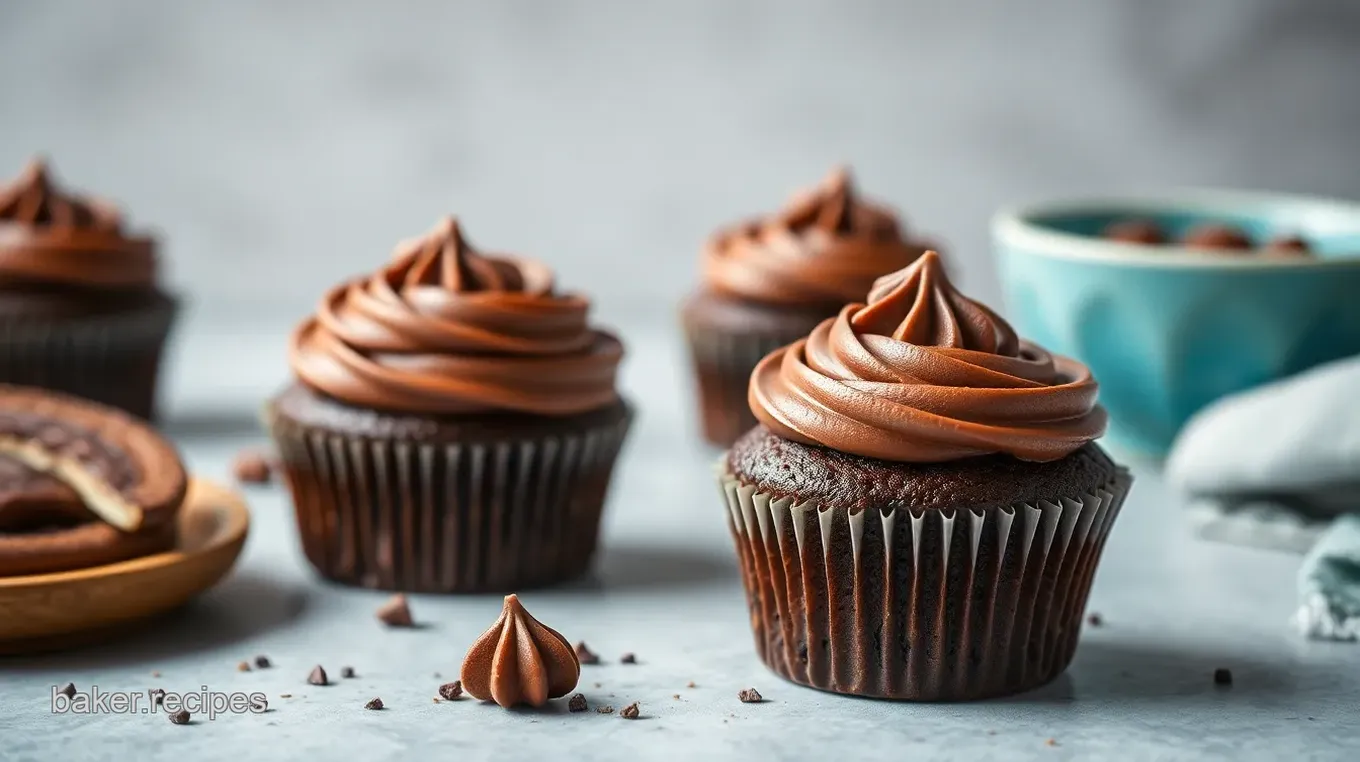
719, 251, 1130, 701
0, 158, 178, 420
681, 167, 937, 446
267, 217, 632, 593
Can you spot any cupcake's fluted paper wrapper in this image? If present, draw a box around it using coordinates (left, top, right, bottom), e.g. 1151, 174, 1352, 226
0, 299, 178, 420
719, 464, 1132, 701
685, 324, 807, 447
271, 410, 631, 594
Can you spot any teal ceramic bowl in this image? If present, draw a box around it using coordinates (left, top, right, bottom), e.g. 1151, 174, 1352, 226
993, 191, 1360, 457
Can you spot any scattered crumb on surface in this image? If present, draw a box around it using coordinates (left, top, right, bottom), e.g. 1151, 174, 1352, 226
737, 688, 763, 704
232, 450, 273, 484
620, 702, 640, 720
1046, 738, 1059, 747
686, 681, 696, 689
438, 681, 463, 700
1086, 612, 1103, 627
620, 653, 637, 664
364, 698, 384, 711
574, 641, 601, 665
597, 705, 614, 715
376, 594, 415, 627
236, 661, 251, 672
568, 693, 588, 712
1214, 668, 1233, 686
279, 694, 292, 699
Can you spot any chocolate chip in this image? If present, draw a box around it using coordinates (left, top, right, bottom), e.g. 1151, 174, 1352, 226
596, 705, 614, 715
57, 683, 76, 698
340, 666, 356, 679
1214, 668, 1233, 686
254, 655, 271, 669
233, 451, 273, 484
574, 641, 600, 665
567, 693, 587, 712
1182, 223, 1252, 251
620, 702, 640, 720
1103, 219, 1166, 245
1265, 235, 1312, 256
149, 688, 166, 707
1086, 612, 1103, 627
307, 666, 329, 686
236, 661, 251, 672
437, 681, 463, 700
737, 688, 763, 703
620, 652, 637, 664
364, 698, 384, 711
169, 710, 191, 726
376, 594, 414, 627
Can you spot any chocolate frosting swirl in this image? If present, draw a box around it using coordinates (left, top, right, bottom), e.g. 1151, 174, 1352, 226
289, 217, 622, 416
0, 159, 157, 289
702, 167, 931, 306
749, 251, 1107, 463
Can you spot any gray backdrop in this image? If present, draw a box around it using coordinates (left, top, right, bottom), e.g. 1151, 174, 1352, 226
2, 0, 1358, 408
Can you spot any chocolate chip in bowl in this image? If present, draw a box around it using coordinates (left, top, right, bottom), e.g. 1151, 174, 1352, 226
1102, 219, 1167, 245
1181, 222, 1253, 251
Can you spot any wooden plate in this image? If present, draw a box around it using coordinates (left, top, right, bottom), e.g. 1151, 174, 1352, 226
0, 478, 250, 654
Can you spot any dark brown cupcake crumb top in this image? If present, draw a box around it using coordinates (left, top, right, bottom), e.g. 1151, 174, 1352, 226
728, 427, 1116, 513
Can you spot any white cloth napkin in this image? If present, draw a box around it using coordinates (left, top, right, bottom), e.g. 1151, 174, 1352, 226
1166, 354, 1360, 641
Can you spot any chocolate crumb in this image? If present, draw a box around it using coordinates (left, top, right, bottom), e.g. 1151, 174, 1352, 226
376, 594, 414, 627
593, 682, 601, 689
437, 681, 463, 701
574, 641, 600, 665
279, 694, 292, 699
1214, 668, 1233, 686
672, 694, 680, 700
307, 666, 329, 686
149, 688, 165, 707
1086, 612, 1103, 627
57, 683, 76, 698
237, 661, 252, 672
686, 681, 696, 689
233, 450, 273, 484
432, 698, 440, 703
169, 709, 191, 726
254, 655, 271, 669
340, 666, 356, 679
151, 671, 161, 678
620, 702, 640, 720
596, 705, 614, 715
620, 652, 637, 664
433, 672, 441, 679
1046, 738, 1059, 747
738, 688, 763, 704
568, 693, 588, 712
364, 698, 384, 711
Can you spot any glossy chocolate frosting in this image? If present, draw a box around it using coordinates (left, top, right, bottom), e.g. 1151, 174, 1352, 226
290, 217, 623, 416
702, 167, 930, 306
0, 159, 157, 289
749, 251, 1107, 463
460, 594, 580, 708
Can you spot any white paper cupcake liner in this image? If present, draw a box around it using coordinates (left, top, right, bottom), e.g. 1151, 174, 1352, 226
271, 411, 632, 593
719, 465, 1132, 701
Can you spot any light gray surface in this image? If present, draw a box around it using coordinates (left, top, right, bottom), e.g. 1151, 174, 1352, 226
2, 328, 1359, 762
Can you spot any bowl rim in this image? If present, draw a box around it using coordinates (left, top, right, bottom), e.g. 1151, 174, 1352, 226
992, 189, 1360, 269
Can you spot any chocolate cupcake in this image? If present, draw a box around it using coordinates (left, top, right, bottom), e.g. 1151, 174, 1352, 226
0, 385, 187, 577
0, 159, 177, 420
267, 217, 631, 593
718, 251, 1130, 701
682, 167, 935, 446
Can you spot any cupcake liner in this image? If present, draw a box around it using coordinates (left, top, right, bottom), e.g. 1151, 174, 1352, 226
0, 299, 178, 420
270, 409, 632, 593
685, 325, 805, 447
719, 464, 1132, 701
